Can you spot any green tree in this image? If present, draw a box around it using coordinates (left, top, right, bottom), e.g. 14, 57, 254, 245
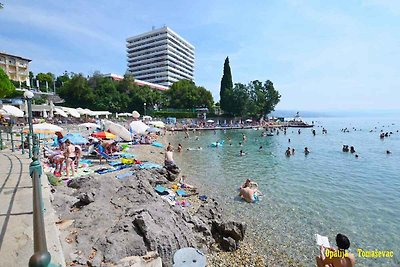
55, 71, 70, 89
166, 80, 214, 110
58, 74, 94, 108
219, 57, 233, 113
36, 72, 54, 91
0, 68, 16, 98
231, 83, 249, 116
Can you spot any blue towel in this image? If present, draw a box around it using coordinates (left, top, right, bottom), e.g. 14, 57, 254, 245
116, 171, 134, 180
152, 141, 164, 148
155, 185, 169, 195
176, 189, 186, 197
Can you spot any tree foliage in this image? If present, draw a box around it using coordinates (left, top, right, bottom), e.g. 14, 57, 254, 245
219, 57, 233, 112
166, 80, 214, 110
56, 73, 214, 114
0, 68, 16, 98
228, 80, 281, 117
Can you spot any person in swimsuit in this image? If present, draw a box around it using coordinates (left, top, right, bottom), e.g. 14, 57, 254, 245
64, 139, 76, 178
316, 233, 355, 267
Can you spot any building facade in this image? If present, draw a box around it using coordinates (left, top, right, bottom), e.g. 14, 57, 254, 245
0, 52, 31, 86
126, 26, 195, 87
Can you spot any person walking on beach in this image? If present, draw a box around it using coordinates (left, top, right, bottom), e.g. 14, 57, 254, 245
64, 139, 76, 178
316, 233, 355, 267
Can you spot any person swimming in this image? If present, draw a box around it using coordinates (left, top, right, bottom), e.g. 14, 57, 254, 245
350, 146, 356, 153
240, 150, 246, 156
304, 147, 310, 155
285, 147, 291, 157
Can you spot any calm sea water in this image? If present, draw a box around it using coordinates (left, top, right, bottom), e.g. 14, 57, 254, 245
169, 117, 400, 266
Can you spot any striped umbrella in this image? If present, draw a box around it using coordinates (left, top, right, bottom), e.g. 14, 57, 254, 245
91, 131, 116, 139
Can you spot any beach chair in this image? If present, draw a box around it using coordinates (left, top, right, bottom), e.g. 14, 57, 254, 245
95, 145, 120, 163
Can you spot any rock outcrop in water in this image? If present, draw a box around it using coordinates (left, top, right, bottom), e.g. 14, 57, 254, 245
51, 169, 246, 266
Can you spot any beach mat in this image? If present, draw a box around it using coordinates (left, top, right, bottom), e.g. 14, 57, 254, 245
116, 171, 135, 180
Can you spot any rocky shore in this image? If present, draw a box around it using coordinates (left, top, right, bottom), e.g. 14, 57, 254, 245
50, 166, 249, 266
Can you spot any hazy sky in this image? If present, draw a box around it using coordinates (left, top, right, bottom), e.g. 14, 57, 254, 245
1, 0, 399, 111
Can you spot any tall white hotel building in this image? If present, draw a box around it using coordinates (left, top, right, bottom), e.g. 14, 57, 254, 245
126, 26, 195, 87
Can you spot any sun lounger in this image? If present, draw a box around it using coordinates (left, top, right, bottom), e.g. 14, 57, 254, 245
95, 145, 120, 163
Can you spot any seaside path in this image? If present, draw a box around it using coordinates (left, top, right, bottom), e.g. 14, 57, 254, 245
0, 150, 65, 266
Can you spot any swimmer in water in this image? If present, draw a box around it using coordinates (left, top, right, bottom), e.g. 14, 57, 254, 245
285, 147, 291, 157
304, 147, 310, 155
240, 150, 246, 156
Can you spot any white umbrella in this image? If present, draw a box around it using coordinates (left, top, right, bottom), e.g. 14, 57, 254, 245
206, 119, 214, 123
0, 105, 24, 117
130, 120, 149, 134
148, 121, 165, 128
103, 119, 132, 141
117, 112, 133, 117
246, 119, 252, 122
143, 115, 152, 121
54, 107, 68, 118
132, 110, 140, 119
78, 122, 100, 129
24, 123, 63, 134
60, 107, 80, 118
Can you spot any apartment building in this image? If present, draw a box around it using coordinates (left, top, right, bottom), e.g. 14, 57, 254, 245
0, 52, 31, 86
126, 26, 194, 87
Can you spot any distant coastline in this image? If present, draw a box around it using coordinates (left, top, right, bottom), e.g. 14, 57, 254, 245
271, 109, 400, 118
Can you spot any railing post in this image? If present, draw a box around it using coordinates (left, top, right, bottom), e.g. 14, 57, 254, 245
0, 130, 3, 150
11, 131, 14, 152
28, 133, 32, 158
28, 134, 51, 267
21, 132, 25, 155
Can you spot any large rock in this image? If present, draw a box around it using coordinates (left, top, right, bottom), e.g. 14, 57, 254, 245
51, 168, 246, 266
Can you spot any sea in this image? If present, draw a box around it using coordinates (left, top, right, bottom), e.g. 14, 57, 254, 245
169, 117, 400, 266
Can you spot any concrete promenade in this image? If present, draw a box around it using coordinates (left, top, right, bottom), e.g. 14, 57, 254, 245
0, 150, 65, 266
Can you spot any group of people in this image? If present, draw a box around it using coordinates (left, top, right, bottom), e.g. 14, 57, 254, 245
342, 145, 358, 158
47, 139, 81, 178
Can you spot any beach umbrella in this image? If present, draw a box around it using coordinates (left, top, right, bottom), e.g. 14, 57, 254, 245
43, 109, 48, 118
132, 110, 140, 119
54, 107, 68, 118
130, 120, 149, 134
102, 119, 132, 141
246, 119, 252, 122
61, 133, 88, 145
91, 131, 116, 139
0, 105, 24, 117
23, 123, 64, 134
143, 115, 152, 121
60, 107, 80, 118
78, 122, 100, 129
206, 119, 214, 123
148, 121, 165, 128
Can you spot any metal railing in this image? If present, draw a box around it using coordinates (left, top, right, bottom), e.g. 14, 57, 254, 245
28, 135, 51, 267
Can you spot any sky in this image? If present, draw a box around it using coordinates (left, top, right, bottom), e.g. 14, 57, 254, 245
1, 0, 400, 111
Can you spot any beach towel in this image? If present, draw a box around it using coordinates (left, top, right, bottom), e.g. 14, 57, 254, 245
151, 141, 164, 148
138, 162, 162, 169
176, 189, 187, 197
120, 152, 135, 158
116, 171, 135, 180
109, 161, 123, 167
155, 185, 169, 195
